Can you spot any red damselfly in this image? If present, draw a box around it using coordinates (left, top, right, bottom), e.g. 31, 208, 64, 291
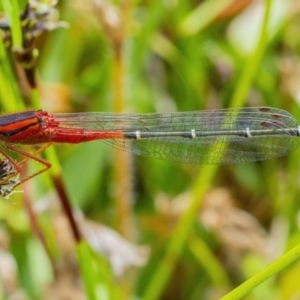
0, 106, 298, 196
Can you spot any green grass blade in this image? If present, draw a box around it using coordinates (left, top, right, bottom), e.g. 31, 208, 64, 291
230, 0, 273, 108
179, 0, 235, 36
220, 242, 300, 300
2, 0, 23, 49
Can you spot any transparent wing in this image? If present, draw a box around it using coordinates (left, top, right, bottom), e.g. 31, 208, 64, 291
53, 107, 299, 164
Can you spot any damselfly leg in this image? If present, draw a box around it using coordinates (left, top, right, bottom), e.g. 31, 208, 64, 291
0, 143, 52, 196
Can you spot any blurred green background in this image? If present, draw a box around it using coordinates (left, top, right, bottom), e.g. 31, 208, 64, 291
0, 0, 300, 299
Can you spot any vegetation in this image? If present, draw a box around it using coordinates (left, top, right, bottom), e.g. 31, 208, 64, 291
0, 0, 300, 299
